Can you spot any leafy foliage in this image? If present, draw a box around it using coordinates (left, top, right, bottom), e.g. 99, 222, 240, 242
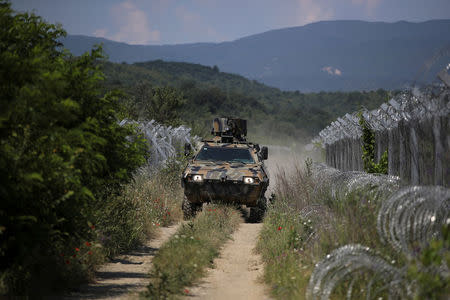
127, 84, 185, 126
358, 112, 388, 174
94, 168, 184, 259
0, 2, 145, 294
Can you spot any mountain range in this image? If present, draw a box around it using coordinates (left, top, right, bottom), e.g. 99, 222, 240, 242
63, 20, 450, 92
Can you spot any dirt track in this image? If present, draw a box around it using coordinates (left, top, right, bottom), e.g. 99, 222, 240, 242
64, 224, 179, 300
184, 222, 271, 300
64, 218, 271, 300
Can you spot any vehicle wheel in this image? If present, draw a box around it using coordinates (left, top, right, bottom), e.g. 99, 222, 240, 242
182, 197, 202, 220
249, 197, 267, 223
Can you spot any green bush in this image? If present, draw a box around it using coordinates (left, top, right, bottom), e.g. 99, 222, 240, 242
358, 112, 388, 174
0, 2, 145, 294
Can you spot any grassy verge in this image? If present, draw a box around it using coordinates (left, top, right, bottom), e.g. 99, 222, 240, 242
93, 169, 184, 259
45, 164, 184, 296
256, 163, 403, 299
87, 162, 184, 269
256, 201, 313, 299
144, 204, 241, 299
1, 165, 185, 296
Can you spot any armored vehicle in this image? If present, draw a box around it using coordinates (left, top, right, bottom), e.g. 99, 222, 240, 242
181, 118, 269, 221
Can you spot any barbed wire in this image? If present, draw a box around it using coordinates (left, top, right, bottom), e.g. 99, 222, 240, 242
120, 119, 200, 175
306, 244, 409, 300
311, 83, 449, 186
306, 164, 449, 299
377, 186, 450, 260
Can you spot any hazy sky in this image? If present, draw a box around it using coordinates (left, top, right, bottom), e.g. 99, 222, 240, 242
11, 0, 450, 45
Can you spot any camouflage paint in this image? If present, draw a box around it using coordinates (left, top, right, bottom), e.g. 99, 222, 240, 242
181, 141, 269, 206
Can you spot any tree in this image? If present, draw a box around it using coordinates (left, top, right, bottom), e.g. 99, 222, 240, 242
145, 86, 185, 126
0, 2, 145, 293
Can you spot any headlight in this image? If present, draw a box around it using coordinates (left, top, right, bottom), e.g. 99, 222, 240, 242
193, 174, 203, 182
243, 177, 254, 184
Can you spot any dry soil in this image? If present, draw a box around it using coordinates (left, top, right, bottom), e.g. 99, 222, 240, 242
183, 222, 271, 300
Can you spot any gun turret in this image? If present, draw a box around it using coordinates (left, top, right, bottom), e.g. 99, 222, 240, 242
212, 117, 247, 143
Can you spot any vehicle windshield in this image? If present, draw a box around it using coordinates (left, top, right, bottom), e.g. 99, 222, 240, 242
195, 146, 255, 164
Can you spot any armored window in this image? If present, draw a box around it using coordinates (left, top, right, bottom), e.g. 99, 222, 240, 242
195, 147, 255, 164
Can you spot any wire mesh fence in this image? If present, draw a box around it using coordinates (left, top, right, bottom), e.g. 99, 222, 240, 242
312, 83, 450, 187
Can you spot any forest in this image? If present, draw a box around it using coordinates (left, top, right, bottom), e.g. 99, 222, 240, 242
102, 60, 390, 144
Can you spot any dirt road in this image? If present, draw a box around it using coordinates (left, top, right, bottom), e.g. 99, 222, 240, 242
64, 224, 179, 300
185, 222, 271, 300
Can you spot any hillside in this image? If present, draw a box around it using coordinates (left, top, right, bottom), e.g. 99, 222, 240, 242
102, 60, 389, 143
64, 20, 450, 92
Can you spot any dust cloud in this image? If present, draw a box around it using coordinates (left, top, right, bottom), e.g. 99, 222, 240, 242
264, 144, 306, 196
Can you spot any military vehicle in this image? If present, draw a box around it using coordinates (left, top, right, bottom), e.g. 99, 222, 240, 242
181, 118, 269, 221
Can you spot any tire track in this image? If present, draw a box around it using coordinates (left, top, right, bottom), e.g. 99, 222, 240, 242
184, 222, 271, 300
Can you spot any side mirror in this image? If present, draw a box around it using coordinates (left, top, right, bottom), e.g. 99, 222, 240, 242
261, 146, 268, 160
184, 143, 192, 156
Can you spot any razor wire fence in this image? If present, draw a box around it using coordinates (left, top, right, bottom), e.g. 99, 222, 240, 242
312, 82, 450, 187
311, 162, 400, 200
306, 163, 450, 299
119, 119, 200, 175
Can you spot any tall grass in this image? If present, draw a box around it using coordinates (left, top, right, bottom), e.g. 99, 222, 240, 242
94, 169, 184, 259
256, 200, 314, 299
257, 162, 404, 299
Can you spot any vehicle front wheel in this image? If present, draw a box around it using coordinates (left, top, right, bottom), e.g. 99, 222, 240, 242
182, 197, 202, 220
249, 197, 267, 223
